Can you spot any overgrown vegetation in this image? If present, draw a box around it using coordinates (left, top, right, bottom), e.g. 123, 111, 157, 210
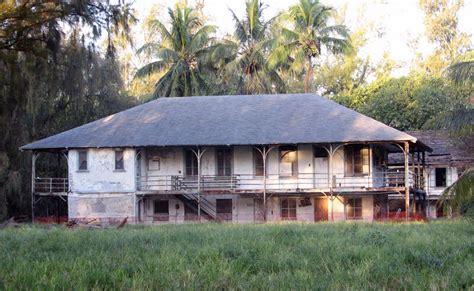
0, 221, 473, 289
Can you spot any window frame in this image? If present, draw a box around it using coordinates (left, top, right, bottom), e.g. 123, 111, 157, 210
346, 197, 363, 220
216, 147, 233, 177
253, 148, 264, 177
77, 150, 88, 172
184, 149, 198, 177
435, 168, 447, 188
281, 198, 297, 220
279, 146, 298, 177
114, 150, 125, 171
344, 145, 370, 177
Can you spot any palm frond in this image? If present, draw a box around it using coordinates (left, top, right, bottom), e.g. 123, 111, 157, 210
447, 60, 474, 86
135, 61, 168, 78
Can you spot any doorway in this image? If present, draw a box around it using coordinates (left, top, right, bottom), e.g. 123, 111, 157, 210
314, 198, 328, 221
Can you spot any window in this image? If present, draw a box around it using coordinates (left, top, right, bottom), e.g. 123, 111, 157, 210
314, 146, 328, 158
435, 168, 447, 187
345, 145, 369, 176
153, 200, 169, 221
115, 150, 124, 170
216, 199, 232, 221
78, 150, 88, 171
346, 198, 362, 219
253, 148, 264, 176
281, 198, 297, 220
280, 146, 298, 177
216, 148, 232, 176
185, 149, 198, 176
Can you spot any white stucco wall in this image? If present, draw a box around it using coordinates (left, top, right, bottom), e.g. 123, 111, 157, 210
68, 193, 135, 223
69, 148, 136, 193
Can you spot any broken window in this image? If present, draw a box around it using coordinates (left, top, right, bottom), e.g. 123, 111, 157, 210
115, 150, 124, 170
345, 145, 369, 176
185, 149, 198, 176
435, 168, 447, 187
281, 198, 297, 220
280, 146, 298, 177
216, 148, 232, 176
78, 150, 88, 171
346, 198, 362, 219
253, 148, 264, 176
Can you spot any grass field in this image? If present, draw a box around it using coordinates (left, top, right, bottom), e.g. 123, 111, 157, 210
0, 221, 473, 290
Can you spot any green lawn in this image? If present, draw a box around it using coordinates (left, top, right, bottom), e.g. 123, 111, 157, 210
0, 221, 473, 290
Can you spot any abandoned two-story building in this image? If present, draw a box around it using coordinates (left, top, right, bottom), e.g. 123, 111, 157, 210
21, 94, 433, 224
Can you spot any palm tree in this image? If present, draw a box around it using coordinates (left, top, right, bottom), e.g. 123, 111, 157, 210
135, 4, 225, 98
269, 0, 351, 92
225, 0, 285, 95
447, 50, 473, 86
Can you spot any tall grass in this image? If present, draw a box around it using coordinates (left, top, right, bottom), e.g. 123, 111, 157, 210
0, 221, 473, 290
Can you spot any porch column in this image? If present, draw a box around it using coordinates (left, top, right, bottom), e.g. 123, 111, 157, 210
254, 145, 278, 222
192, 147, 206, 222
31, 151, 38, 224
404, 141, 410, 221
411, 151, 416, 214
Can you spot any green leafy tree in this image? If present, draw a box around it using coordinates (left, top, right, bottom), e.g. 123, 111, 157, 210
135, 3, 228, 98
269, 0, 350, 92
0, 1, 136, 221
418, 0, 472, 75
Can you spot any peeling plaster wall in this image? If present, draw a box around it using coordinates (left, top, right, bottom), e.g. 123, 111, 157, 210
69, 149, 136, 193
68, 193, 134, 222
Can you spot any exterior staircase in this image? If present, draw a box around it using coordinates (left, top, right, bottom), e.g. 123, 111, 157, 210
175, 193, 216, 220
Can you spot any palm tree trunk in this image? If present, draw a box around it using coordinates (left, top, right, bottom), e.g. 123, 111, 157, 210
304, 55, 313, 93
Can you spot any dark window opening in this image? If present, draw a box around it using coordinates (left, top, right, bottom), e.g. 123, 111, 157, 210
345, 145, 369, 176
280, 146, 298, 177
216, 148, 232, 176
115, 150, 124, 170
78, 150, 88, 171
346, 198, 362, 219
216, 199, 232, 221
435, 168, 447, 187
153, 200, 169, 221
314, 147, 328, 158
185, 149, 198, 176
281, 198, 297, 220
253, 148, 264, 176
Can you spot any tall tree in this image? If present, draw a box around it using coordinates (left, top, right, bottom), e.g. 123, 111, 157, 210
135, 3, 227, 98
224, 0, 285, 95
269, 0, 350, 92
418, 0, 471, 74
0, 0, 136, 221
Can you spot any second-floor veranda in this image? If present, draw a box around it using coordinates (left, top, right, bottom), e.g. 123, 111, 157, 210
135, 142, 428, 195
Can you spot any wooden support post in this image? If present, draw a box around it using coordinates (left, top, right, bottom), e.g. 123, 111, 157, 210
404, 142, 410, 221
31, 152, 37, 224
411, 151, 416, 214
254, 145, 278, 222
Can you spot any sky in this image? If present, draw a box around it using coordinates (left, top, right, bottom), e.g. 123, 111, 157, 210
132, 0, 474, 77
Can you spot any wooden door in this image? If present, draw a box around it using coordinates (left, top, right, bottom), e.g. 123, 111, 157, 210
254, 199, 264, 222
314, 198, 328, 221
216, 199, 233, 221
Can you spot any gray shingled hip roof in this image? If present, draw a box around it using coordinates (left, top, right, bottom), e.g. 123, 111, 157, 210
21, 93, 420, 150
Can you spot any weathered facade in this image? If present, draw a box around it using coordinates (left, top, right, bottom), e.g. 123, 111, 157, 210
22, 94, 432, 224
389, 130, 473, 219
